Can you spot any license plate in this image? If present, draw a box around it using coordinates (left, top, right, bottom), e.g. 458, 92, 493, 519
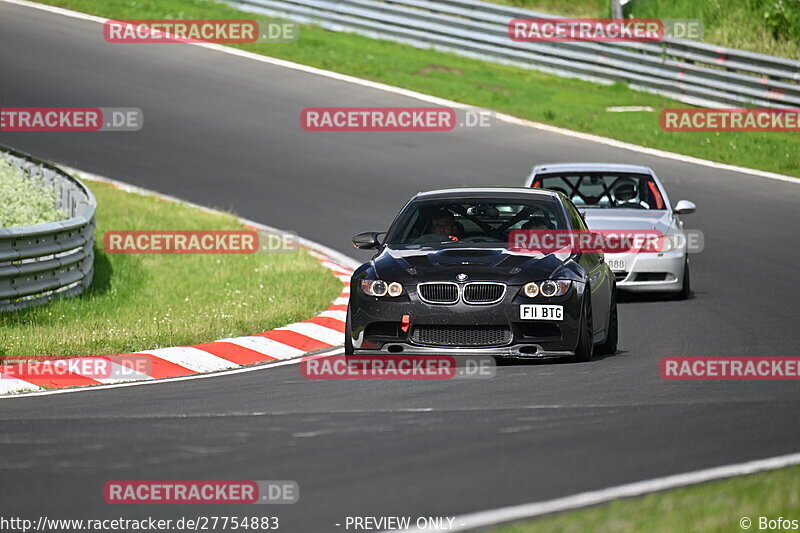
519, 305, 563, 321
606, 258, 627, 272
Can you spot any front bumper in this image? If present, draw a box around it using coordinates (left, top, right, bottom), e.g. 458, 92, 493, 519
359, 343, 576, 359
349, 282, 584, 358
609, 250, 686, 293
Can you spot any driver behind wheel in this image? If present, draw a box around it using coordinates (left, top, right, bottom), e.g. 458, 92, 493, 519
612, 179, 638, 206
522, 214, 553, 230
612, 178, 652, 209
430, 211, 463, 241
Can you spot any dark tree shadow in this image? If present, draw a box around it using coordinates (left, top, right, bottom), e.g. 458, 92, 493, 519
84, 244, 113, 296
618, 289, 697, 304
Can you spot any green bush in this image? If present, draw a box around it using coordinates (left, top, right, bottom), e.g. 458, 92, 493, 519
487, 0, 800, 58
0, 160, 65, 227
627, 0, 800, 58
762, 0, 800, 41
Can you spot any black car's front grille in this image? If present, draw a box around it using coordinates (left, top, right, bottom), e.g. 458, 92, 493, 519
418, 283, 459, 304
463, 282, 505, 304
411, 325, 511, 347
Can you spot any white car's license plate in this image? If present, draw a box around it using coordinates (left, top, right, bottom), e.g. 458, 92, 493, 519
606, 258, 627, 271
519, 305, 563, 321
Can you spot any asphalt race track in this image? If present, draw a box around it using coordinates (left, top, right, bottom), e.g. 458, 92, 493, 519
1, 3, 799, 532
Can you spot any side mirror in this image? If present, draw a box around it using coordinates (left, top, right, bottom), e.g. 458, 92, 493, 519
352, 232, 385, 250
674, 200, 696, 215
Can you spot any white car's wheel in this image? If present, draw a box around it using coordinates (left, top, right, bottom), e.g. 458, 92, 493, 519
675, 258, 691, 300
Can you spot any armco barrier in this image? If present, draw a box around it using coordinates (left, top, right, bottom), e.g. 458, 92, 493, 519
0, 147, 96, 312
226, 0, 800, 109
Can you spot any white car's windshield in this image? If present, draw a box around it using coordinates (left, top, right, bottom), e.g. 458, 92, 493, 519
532, 173, 666, 210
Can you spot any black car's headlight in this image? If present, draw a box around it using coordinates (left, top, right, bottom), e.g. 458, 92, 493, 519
523, 280, 572, 298
361, 280, 404, 297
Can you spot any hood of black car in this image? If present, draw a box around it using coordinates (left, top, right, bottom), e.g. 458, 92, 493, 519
372, 247, 569, 284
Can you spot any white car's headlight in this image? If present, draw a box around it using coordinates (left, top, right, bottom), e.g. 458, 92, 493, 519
660, 233, 686, 253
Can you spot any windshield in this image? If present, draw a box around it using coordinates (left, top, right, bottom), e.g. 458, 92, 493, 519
386, 198, 566, 247
531, 172, 666, 210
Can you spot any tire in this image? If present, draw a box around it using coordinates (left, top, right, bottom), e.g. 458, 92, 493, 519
596, 286, 618, 355
572, 291, 594, 363
675, 258, 691, 301
344, 306, 354, 355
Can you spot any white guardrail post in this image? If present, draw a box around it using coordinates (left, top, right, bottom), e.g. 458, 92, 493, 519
0, 146, 96, 312
227, 0, 800, 109
611, 0, 623, 20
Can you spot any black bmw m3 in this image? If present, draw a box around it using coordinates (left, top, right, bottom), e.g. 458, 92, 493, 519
346, 188, 618, 362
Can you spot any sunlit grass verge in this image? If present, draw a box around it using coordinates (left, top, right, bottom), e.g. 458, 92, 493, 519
0, 159, 65, 227
487, 464, 800, 533
0, 179, 342, 357
36, 0, 800, 178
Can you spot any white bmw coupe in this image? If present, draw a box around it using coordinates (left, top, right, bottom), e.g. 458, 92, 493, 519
525, 163, 696, 299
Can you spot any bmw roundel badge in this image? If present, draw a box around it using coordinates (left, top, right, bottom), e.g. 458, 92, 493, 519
456, 273, 468, 282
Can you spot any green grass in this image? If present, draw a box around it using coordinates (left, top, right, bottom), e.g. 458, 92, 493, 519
628, 0, 800, 59
488, 465, 800, 533
35, 0, 800, 178
0, 160, 65, 227
484, 0, 800, 59
0, 179, 342, 357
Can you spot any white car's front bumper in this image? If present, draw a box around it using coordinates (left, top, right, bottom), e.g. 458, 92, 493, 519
607, 250, 686, 293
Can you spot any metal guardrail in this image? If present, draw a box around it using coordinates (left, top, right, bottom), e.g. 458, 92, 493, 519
228, 0, 800, 109
0, 147, 96, 312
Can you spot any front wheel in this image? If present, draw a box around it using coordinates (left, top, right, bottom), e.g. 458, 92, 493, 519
572, 292, 594, 363
344, 307, 354, 355
674, 258, 691, 300
595, 286, 618, 355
